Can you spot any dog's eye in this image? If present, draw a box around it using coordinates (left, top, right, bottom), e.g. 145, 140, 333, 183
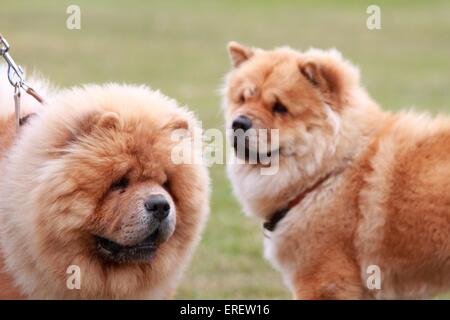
238, 94, 245, 105
162, 180, 171, 192
272, 101, 288, 114
110, 177, 129, 192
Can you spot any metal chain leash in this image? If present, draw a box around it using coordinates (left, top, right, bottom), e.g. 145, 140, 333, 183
0, 34, 45, 131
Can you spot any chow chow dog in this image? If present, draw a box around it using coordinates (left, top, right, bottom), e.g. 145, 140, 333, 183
223, 42, 450, 299
0, 66, 209, 299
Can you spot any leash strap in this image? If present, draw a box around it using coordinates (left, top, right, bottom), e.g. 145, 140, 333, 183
13, 84, 21, 132
0, 34, 45, 131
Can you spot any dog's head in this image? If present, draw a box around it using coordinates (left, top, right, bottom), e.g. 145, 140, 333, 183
222, 43, 372, 218
223, 42, 361, 174
0, 85, 209, 298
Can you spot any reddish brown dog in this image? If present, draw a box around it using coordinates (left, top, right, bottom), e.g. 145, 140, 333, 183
223, 42, 450, 299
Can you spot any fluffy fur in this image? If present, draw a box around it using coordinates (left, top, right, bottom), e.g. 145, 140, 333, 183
0, 65, 209, 299
223, 43, 450, 299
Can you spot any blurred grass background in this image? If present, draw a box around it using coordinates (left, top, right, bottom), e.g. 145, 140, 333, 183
1, 0, 449, 299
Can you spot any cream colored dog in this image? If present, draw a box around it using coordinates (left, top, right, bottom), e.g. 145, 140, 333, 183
223, 42, 450, 299
0, 65, 209, 299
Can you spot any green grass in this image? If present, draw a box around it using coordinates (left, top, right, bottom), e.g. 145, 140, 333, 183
1, 0, 449, 299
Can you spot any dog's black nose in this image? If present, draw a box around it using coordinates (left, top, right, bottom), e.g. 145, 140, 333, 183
232, 115, 252, 132
145, 195, 170, 220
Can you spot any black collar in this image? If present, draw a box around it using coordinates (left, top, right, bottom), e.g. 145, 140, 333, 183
19, 113, 36, 126
263, 172, 334, 232
263, 208, 289, 232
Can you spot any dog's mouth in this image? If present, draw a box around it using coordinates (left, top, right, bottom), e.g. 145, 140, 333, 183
95, 229, 160, 264
233, 137, 279, 164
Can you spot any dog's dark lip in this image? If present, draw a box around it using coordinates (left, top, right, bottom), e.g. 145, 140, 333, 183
95, 230, 160, 264
232, 137, 278, 163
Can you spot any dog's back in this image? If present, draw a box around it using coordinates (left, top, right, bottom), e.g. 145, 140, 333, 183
0, 64, 48, 159
356, 113, 450, 299
0, 65, 49, 299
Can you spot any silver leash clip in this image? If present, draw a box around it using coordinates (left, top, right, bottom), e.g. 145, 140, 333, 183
1, 34, 45, 131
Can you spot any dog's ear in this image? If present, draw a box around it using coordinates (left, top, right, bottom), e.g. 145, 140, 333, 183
299, 49, 360, 109
162, 116, 189, 131
228, 41, 254, 68
54, 111, 121, 150
97, 111, 121, 130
